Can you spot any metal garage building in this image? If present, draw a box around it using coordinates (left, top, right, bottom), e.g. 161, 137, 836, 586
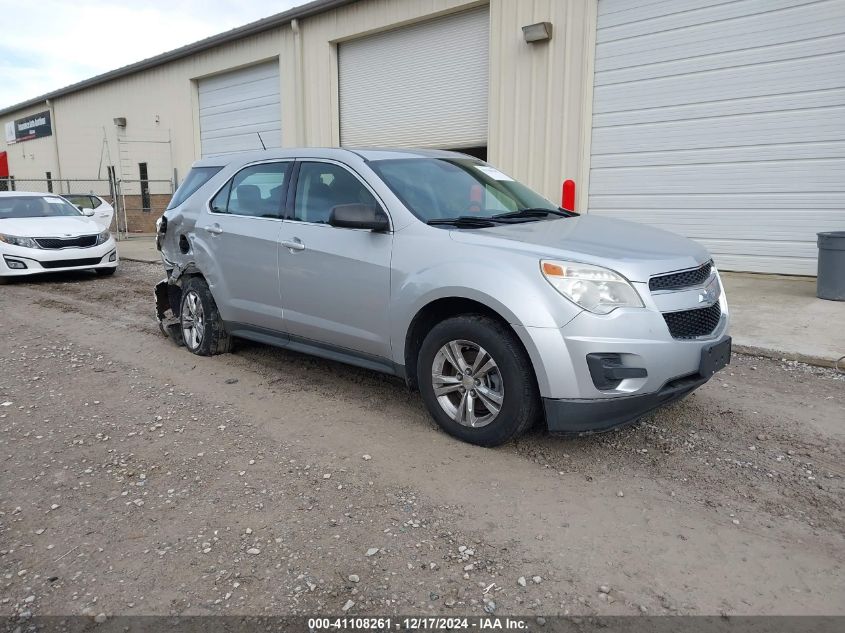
1, 0, 842, 275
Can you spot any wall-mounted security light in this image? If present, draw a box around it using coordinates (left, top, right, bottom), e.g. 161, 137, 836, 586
113, 117, 127, 127
522, 22, 553, 43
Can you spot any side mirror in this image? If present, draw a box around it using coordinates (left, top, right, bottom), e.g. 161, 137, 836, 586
328, 204, 389, 232
81, 207, 95, 217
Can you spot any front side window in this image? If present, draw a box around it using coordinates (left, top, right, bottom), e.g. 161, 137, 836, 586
0, 195, 83, 219
168, 166, 223, 210
211, 162, 288, 218
370, 158, 558, 223
293, 162, 378, 224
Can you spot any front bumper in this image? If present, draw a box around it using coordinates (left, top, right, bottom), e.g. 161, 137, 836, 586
543, 335, 731, 434
0, 239, 118, 276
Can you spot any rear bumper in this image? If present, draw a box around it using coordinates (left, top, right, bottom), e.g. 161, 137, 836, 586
544, 335, 730, 434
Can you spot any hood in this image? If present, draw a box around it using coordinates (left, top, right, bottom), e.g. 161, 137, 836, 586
449, 215, 710, 282
0, 215, 102, 238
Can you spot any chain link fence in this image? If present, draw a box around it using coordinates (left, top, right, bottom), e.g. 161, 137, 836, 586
0, 176, 173, 238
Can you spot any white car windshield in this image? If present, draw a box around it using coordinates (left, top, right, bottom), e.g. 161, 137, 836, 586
0, 196, 84, 219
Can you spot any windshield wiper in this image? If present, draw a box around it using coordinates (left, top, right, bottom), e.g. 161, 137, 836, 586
493, 207, 576, 220
427, 216, 499, 228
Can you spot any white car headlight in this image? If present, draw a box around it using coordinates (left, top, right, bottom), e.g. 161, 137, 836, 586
540, 260, 643, 314
96, 229, 111, 245
0, 234, 39, 249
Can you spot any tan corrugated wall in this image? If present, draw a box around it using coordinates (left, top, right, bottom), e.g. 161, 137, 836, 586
488, 0, 596, 206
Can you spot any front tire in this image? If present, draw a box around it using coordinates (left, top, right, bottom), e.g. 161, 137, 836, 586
417, 314, 540, 446
179, 277, 232, 356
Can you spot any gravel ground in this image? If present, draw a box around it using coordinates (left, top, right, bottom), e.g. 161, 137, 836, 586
1, 261, 843, 620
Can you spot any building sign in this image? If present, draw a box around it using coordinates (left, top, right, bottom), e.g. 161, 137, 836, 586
8, 110, 52, 143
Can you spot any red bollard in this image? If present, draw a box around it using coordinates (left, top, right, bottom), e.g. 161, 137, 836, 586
561, 179, 576, 212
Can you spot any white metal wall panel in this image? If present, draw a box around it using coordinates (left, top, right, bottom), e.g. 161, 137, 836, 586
588, 0, 845, 275
198, 61, 281, 157
338, 7, 489, 148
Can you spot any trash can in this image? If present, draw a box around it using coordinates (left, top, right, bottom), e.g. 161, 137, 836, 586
817, 231, 845, 301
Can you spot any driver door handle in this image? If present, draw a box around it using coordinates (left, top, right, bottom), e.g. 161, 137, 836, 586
281, 238, 305, 252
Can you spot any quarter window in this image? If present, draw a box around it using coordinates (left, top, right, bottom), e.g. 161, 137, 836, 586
211, 162, 288, 218
66, 195, 102, 209
293, 162, 378, 224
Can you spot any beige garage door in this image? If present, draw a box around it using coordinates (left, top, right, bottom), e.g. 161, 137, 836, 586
338, 7, 489, 149
198, 61, 282, 158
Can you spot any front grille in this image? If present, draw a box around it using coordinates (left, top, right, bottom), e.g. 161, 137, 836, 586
663, 303, 722, 339
35, 235, 98, 249
39, 257, 103, 269
649, 261, 712, 291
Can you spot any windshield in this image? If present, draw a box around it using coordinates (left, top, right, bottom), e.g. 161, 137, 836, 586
370, 158, 559, 222
167, 166, 223, 210
0, 195, 84, 219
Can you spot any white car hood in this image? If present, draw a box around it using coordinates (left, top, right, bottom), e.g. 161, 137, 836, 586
0, 216, 102, 237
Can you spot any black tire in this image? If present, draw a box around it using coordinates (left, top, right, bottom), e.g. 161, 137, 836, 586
179, 276, 232, 356
95, 267, 117, 276
417, 314, 540, 447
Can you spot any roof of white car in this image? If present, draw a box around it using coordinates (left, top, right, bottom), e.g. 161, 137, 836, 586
0, 191, 62, 198
192, 147, 472, 168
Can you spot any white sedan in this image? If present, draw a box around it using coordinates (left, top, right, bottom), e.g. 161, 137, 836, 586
0, 191, 118, 279
63, 193, 115, 231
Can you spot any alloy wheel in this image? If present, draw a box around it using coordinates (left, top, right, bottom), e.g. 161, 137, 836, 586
181, 290, 205, 351
431, 339, 504, 428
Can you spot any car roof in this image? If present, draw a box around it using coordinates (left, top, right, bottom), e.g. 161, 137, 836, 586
0, 191, 64, 198
191, 147, 475, 168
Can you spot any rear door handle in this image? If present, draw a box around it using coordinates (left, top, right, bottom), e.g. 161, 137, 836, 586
203, 224, 223, 235
281, 238, 305, 252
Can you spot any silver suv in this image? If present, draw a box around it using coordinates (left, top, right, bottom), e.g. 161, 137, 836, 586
155, 148, 730, 446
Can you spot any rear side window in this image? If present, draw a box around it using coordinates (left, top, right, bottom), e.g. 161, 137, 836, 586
65, 195, 102, 209
210, 162, 289, 218
167, 166, 223, 210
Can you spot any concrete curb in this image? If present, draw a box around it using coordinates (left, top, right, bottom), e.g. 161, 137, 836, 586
733, 343, 842, 370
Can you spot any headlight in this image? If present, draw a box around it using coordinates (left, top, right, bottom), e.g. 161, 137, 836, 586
96, 230, 111, 245
0, 234, 39, 249
540, 260, 643, 314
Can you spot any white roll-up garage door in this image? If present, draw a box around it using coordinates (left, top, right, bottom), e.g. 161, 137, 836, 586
588, 0, 845, 275
198, 61, 282, 158
339, 7, 489, 149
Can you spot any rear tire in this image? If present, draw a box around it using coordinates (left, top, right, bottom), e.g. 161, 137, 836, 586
417, 314, 540, 446
179, 277, 232, 356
